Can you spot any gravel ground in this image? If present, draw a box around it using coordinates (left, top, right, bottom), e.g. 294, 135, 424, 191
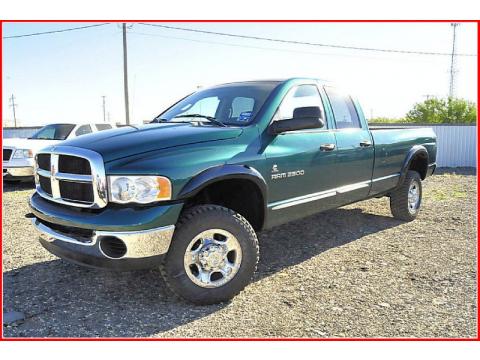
2, 170, 477, 338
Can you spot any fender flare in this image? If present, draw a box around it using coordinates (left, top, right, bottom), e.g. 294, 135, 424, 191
178, 164, 268, 203
398, 145, 429, 185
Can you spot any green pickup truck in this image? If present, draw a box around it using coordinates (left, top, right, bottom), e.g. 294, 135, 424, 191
28, 78, 437, 304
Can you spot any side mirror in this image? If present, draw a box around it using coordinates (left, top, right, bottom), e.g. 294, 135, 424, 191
269, 106, 324, 135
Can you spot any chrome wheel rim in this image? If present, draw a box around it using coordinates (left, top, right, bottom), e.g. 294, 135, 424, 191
408, 181, 420, 214
184, 229, 242, 288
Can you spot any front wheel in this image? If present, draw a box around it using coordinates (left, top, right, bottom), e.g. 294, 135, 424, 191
160, 205, 259, 305
389, 170, 422, 221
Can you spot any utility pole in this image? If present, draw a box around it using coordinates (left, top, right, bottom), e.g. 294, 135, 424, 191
122, 23, 130, 125
449, 23, 460, 98
9, 94, 18, 128
102, 95, 106, 123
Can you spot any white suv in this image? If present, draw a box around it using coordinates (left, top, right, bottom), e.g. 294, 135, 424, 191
3, 123, 114, 181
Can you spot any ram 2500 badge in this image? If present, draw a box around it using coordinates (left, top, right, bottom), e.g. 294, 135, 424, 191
28, 78, 437, 304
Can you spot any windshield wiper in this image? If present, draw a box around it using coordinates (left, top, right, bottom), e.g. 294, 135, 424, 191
151, 117, 169, 123
173, 114, 226, 127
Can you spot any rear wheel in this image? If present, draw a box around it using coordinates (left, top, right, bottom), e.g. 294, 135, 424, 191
160, 205, 259, 305
389, 170, 422, 221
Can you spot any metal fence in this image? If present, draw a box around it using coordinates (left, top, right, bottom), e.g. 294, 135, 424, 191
430, 125, 477, 168
370, 124, 477, 168
2, 124, 477, 168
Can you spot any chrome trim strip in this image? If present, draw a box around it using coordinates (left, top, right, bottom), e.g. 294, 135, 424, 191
37, 169, 92, 182
271, 191, 336, 210
37, 169, 50, 178
371, 173, 400, 182
32, 217, 176, 259
269, 173, 401, 210
336, 181, 370, 194
50, 154, 61, 199
55, 172, 93, 183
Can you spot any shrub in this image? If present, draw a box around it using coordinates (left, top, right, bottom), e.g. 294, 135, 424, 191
405, 97, 477, 124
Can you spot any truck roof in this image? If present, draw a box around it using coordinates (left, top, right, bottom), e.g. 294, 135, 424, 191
217, 77, 332, 87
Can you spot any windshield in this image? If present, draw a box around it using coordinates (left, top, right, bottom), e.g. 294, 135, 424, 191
156, 82, 279, 126
29, 124, 75, 140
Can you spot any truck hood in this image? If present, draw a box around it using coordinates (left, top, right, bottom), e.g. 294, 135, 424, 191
62, 123, 244, 162
2, 138, 61, 153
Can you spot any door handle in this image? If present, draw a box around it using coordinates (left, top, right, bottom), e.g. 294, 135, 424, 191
320, 143, 336, 151
360, 140, 372, 147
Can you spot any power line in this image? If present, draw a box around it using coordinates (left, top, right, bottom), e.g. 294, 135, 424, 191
129, 30, 450, 63
3, 22, 476, 58
2, 23, 110, 39
138, 23, 477, 57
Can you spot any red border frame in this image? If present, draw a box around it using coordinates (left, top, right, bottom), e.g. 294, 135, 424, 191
0, 19, 478, 342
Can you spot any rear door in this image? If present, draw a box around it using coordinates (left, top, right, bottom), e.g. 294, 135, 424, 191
324, 86, 374, 205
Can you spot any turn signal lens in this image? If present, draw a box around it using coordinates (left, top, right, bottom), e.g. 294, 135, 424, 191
156, 176, 172, 200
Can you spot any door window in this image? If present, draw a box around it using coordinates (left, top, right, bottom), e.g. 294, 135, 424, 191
75, 125, 93, 136
324, 87, 361, 129
273, 85, 325, 125
96, 124, 112, 131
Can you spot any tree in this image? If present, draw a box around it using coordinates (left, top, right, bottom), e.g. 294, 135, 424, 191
405, 97, 477, 124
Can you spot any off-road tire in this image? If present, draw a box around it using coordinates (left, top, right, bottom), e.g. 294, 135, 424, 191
390, 170, 422, 221
160, 205, 259, 305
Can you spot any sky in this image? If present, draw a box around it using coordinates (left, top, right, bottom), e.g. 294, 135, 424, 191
2, 22, 478, 127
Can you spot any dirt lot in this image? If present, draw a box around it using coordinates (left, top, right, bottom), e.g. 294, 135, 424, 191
2, 170, 477, 338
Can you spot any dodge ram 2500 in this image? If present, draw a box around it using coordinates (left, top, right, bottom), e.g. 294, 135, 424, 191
28, 78, 437, 304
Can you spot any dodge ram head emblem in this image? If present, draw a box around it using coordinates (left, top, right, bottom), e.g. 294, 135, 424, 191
272, 164, 279, 173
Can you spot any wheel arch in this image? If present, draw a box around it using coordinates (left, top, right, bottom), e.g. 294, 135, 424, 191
178, 165, 268, 231
399, 145, 429, 184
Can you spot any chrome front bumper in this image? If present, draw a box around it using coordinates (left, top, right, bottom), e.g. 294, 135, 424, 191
31, 217, 175, 260
3, 166, 34, 177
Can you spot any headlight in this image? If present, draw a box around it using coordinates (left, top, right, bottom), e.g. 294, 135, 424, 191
108, 176, 172, 204
13, 149, 33, 159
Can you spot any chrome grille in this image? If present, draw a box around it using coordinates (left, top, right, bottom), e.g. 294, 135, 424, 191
34, 146, 108, 208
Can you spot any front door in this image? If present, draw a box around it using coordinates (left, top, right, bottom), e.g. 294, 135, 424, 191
264, 84, 337, 227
